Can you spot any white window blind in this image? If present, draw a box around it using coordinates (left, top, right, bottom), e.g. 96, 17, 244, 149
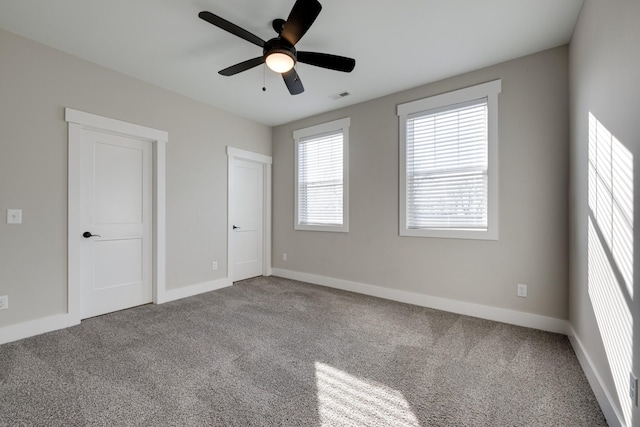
294, 117, 349, 233
406, 98, 489, 230
398, 79, 500, 240
298, 130, 344, 226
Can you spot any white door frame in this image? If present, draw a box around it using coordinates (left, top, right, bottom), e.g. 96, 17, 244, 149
227, 146, 272, 281
66, 108, 167, 322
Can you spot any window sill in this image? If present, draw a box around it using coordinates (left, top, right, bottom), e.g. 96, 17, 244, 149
295, 224, 349, 233
400, 227, 498, 240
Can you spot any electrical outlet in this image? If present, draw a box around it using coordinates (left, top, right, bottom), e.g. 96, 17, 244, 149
517, 283, 527, 298
630, 372, 638, 406
0, 295, 8, 310
282, 253, 287, 261
212, 261, 218, 271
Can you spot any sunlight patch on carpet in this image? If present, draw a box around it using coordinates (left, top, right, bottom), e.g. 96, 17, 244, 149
315, 361, 419, 427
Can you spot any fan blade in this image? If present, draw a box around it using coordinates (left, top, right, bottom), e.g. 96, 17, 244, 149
219, 57, 264, 76
297, 51, 356, 72
282, 68, 304, 95
281, 0, 322, 46
199, 11, 265, 48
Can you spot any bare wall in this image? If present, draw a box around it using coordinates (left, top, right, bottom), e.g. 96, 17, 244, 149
569, 0, 640, 425
273, 46, 569, 320
0, 29, 271, 328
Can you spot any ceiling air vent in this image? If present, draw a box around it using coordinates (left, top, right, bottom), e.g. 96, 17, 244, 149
329, 91, 350, 100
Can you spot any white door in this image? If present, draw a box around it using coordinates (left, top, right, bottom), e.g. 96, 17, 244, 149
230, 158, 264, 281
79, 129, 152, 318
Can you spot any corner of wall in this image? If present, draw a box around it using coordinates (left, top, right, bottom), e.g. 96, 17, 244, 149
566, 324, 624, 427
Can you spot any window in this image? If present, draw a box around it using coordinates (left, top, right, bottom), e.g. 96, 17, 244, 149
294, 118, 349, 232
397, 80, 501, 239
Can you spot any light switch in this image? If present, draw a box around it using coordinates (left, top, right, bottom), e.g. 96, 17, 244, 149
7, 209, 22, 224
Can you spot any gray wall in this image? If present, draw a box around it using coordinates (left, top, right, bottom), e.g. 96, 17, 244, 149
273, 46, 570, 320
569, 0, 640, 425
0, 29, 271, 327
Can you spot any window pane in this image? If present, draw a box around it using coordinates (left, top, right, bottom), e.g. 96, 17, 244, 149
406, 98, 488, 230
298, 131, 343, 225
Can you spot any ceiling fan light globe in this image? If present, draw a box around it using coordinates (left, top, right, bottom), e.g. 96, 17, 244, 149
266, 52, 295, 73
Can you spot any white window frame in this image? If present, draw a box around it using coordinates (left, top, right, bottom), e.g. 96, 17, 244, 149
294, 117, 350, 232
397, 80, 501, 240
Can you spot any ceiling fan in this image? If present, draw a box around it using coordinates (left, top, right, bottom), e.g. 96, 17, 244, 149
198, 0, 356, 95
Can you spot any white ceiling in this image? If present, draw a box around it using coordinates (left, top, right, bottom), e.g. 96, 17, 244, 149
0, 0, 583, 126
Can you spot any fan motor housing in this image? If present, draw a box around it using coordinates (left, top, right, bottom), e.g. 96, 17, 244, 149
272, 18, 286, 34
263, 38, 297, 63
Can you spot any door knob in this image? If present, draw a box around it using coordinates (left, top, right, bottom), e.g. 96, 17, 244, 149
82, 231, 101, 238
232, 225, 240, 230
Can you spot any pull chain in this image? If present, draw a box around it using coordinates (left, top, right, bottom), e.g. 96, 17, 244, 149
262, 64, 267, 92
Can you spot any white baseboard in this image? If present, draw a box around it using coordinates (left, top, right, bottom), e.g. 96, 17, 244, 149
0, 313, 80, 345
566, 325, 623, 427
156, 277, 232, 304
272, 268, 568, 334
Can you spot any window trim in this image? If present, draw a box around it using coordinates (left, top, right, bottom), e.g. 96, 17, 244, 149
397, 80, 501, 240
294, 117, 350, 232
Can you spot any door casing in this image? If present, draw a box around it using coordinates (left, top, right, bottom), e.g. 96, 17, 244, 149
66, 108, 167, 321
227, 146, 272, 281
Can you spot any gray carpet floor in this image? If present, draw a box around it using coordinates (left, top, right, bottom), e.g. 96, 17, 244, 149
1, 276, 606, 426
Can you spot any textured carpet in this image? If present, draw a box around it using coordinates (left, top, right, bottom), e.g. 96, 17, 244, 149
1, 276, 606, 426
